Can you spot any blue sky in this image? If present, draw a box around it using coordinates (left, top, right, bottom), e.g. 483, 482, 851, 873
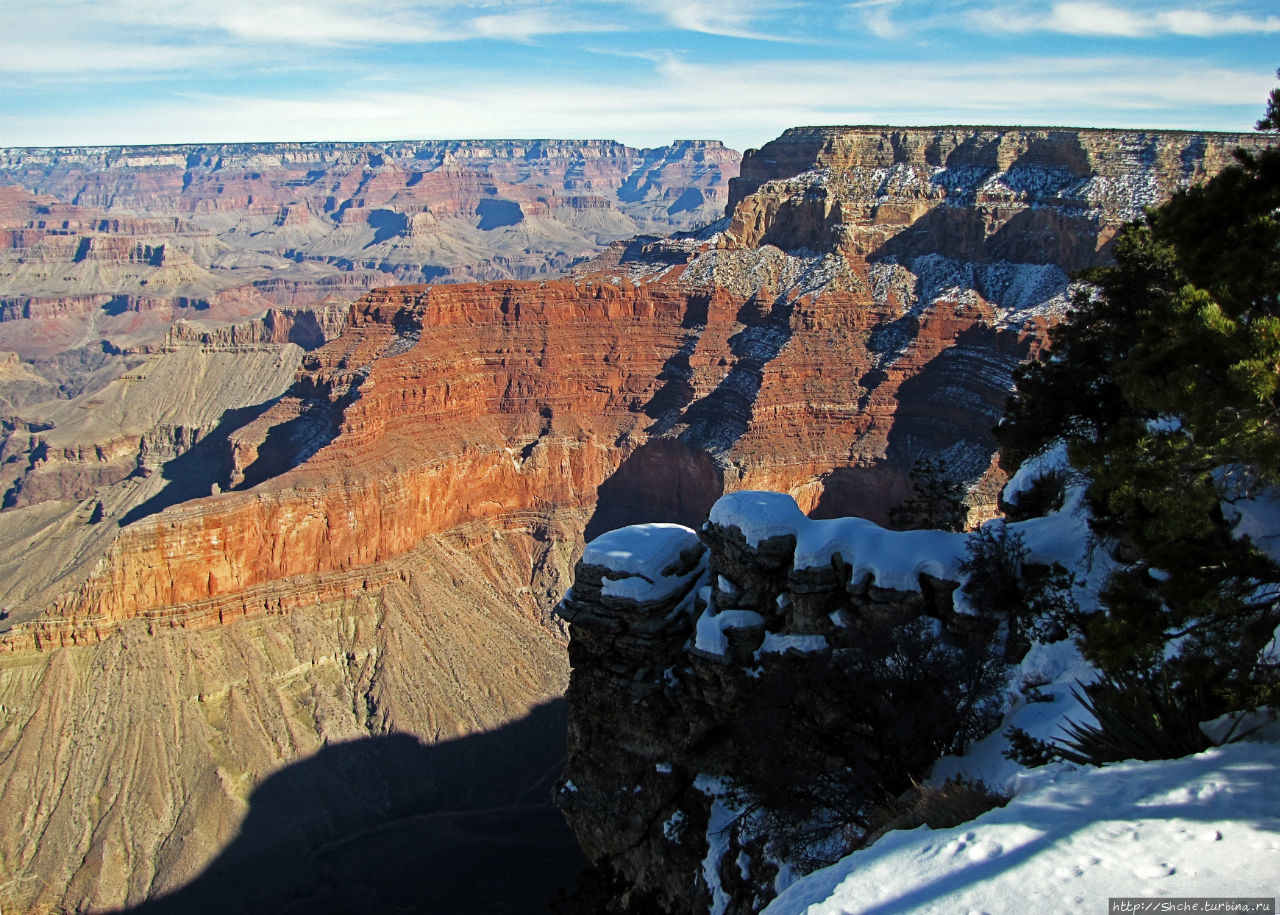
2, 0, 1276, 152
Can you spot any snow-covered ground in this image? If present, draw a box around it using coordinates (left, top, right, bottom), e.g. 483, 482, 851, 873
577, 445, 1280, 914
757, 628, 1280, 915
766, 640, 1280, 915
766, 736, 1280, 915
761, 448, 1280, 915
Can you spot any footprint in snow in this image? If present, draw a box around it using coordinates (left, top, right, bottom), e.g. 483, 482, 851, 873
1132, 860, 1175, 879
966, 840, 1003, 863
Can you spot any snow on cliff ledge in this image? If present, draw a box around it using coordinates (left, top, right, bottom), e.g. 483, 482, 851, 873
580, 522, 702, 602
709, 490, 968, 592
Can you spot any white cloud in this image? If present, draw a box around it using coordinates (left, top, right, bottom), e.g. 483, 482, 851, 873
467, 9, 620, 41
845, 0, 906, 40
0, 0, 626, 68
3, 55, 1267, 150
971, 2, 1280, 37
627, 0, 807, 42
2, 0, 1273, 148
212, 4, 443, 45
1157, 8, 1280, 36
0, 41, 237, 75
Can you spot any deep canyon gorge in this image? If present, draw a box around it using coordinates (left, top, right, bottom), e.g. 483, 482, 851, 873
0, 126, 1270, 913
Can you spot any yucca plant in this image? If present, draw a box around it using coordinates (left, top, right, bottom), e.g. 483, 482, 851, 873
1052, 675, 1211, 766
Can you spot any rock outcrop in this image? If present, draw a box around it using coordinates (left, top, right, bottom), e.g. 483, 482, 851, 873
556, 492, 989, 912
0, 125, 1269, 914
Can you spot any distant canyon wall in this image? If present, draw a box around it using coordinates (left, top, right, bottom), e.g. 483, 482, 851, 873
0, 138, 739, 354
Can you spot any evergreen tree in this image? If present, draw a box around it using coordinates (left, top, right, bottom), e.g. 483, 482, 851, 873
1259, 68, 1280, 132
889, 457, 967, 532
997, 84, 1280, 715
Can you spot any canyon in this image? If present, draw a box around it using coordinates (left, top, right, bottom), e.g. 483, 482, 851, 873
0, 126, 1269, 912
0, 138, 738, 624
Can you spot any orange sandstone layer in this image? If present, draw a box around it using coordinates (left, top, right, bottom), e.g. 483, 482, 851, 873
6, 260, 1041, 649
3, 279, 739, 647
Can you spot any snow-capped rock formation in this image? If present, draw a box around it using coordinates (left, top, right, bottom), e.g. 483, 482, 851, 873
556, 479, 1089, 912
555, 461, 1278, 912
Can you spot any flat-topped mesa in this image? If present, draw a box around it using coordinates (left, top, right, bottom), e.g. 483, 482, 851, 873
724, 126, 1272, 266
0, 137, 741, 366
0, 138, 735, 170
150, 304, 350, 351
1, 138, 738, 233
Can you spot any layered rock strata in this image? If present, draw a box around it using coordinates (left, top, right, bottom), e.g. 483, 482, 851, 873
0, 138, 738, 360
0, 549, 577, 914
0, 125, 1267, 913
6, 126, 1260, 636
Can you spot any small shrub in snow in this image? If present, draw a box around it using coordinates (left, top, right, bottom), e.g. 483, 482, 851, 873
961, 521, 1085, 661
721, 616, 1007, 872
1002, 725, 1062, 768
1017, 670, 1056, 703
859, 775, 1011, 848
960, 522, 1030, 658
960, 522, 1028, 616
1002, 468, 1066, 522
1020, 563, 1085, 645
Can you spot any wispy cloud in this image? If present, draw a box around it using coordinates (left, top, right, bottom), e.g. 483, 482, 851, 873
845, 0, 907, 40
970, 2, 1280, 37
468, 8, 620, 41
4, 54, 1267, 150
0, 0, 625, 70
2, 0, 1274, 147
627, 0, 809, 42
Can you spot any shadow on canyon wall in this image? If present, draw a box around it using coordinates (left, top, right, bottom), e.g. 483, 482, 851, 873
582, 293, 797, 540
117, 402, 276, 526
119, 699, 584, 915
583, 438, 725, 542
812, 324, 1035, 522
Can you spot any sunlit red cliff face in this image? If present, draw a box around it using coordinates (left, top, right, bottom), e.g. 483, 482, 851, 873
0, 126, 1269, 914
0, 137, 740, 634
9, 265, 1040, 647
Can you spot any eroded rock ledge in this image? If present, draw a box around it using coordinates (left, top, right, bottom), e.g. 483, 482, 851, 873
556, 491, 990, 913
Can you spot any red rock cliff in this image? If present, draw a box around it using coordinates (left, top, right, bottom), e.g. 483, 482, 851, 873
11, 126, 1272, 649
